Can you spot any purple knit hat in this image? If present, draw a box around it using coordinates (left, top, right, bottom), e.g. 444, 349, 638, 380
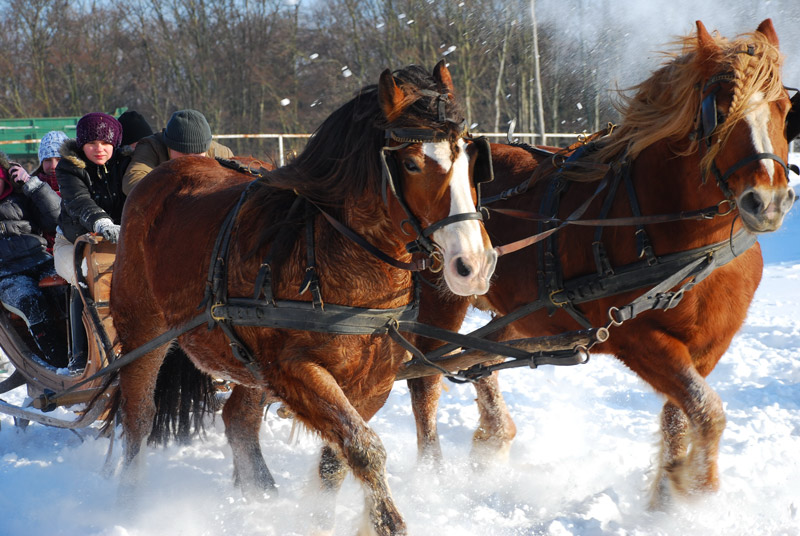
76, 112, 122, 148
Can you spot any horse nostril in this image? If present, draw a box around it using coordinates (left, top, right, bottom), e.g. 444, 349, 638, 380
455, 257, 472, 277
739, 190, 764, 215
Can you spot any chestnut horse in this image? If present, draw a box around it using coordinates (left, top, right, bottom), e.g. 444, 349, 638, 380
109, 62, 496, 535
408, 19, 796, 509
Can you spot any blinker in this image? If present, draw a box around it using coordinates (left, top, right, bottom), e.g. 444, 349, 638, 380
786, 89, 800, 142
700, 90, 720, 139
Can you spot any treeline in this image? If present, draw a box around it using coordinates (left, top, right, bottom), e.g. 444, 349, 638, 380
1, 0, 796, 157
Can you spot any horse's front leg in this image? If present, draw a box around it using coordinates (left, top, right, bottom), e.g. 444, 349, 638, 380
650, 400, 689, 510
281, 362, 405, 536
222, 384, 277, 497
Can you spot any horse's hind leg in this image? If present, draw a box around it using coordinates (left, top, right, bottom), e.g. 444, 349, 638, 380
116, 344, 170, 499
471, 369, 517, 464
309, 444, 350, 535
222, 384, 277, 497
408, 375, 444, 463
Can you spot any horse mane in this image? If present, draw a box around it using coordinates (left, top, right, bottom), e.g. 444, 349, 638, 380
237, 64, 466, 260
574, 27, 784, 181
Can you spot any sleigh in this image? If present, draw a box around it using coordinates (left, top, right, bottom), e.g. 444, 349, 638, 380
0, 234, 118, 429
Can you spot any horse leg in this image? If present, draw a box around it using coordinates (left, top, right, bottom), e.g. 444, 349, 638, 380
309, 444, 350, 536
117, 345, 170, 500
407, 375, 444, 464
222, 384, 277, 497
470, 368, 517, 465
635, 351, 725, 508
283, 362, 405, 536
650, 400, 689, 510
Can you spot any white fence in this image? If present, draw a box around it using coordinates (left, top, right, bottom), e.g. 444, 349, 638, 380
214, 132, 607, 167
215, 132, 800, 167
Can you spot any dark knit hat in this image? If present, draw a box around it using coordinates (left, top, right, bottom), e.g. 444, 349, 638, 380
163, 109, 213, 154
76, 112, 122, 148
118, 110, 154, 146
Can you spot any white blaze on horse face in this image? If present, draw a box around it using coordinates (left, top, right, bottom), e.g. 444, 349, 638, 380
738, 90, 796, 232
424, 138, 496, 296
745, 91, 776, 184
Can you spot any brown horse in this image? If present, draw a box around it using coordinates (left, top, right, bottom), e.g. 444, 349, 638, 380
408, 19, 796, 509
109, 62, 495, 535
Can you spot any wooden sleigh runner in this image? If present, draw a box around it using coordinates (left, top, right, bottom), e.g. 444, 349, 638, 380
0, 234, 119, 429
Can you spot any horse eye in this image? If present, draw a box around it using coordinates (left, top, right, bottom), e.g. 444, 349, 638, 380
403, 160, 421, 173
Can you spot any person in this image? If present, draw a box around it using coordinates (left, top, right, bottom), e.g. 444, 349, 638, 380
8, 130, 69, 251
117, 110, 153, 151
0, 152, 66, 367
122, 108, 233, 194
53, 112, 126, 287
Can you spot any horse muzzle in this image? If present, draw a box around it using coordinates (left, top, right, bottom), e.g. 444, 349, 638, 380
737, 185, 796, 233
442, 246, 497, 296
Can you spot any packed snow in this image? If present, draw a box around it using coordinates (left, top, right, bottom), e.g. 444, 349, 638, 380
0, 265, 798, 534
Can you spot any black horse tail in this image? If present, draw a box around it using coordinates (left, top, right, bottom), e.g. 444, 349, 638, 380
147, 345, 218, 446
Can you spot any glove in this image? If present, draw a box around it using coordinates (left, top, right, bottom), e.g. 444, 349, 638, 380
93, 218, 121, 243
0, 219, 33, 236
9, 164, 31, 184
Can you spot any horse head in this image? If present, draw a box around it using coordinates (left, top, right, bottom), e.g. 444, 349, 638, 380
693, 19, 796, 233
377, 61, 496, 296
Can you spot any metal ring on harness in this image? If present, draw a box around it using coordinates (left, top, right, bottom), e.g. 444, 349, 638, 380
428, 249, 444, 273
716, 199, 736, 217
607, 306, 624, 326
595, 326, 610, 343
574, 345, 591, 364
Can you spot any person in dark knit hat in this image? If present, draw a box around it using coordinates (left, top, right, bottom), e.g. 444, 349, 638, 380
54, 113, 127, 283
118, 110, 153, 149
122, 108, 233, 194
54, 112, 129, 372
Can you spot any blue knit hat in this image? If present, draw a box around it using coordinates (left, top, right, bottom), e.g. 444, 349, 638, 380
38, 131, 68, 162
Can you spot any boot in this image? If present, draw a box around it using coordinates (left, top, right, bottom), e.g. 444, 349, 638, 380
29, 321, 68, 368
68, 351, 87, 375
68, 291, 88, 374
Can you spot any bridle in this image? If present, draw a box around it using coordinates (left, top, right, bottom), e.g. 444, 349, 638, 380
379, 110, 494, 265
695, 69, 798, 199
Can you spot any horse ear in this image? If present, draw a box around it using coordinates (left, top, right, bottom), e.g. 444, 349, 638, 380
433, 60, 455, 96
755, 18, 780, 47
695, 21, 716, 52
379, 68, 406, 121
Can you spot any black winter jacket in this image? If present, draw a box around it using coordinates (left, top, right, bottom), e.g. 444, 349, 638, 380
56, 140, 129, 242
0, 153, 61, 277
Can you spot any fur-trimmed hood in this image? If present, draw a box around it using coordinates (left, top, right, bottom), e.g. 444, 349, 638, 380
59, 139, 132, 170
0, 151, 9, 173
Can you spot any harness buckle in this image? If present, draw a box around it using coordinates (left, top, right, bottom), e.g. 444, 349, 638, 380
210, 303, 225, 322
549, 289, 569, 307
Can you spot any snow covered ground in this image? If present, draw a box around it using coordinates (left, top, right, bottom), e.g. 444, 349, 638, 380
0, 161, 798, 535
0, 257, 798, 536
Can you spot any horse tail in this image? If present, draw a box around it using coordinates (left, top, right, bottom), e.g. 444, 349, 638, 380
147, 345, 218, 447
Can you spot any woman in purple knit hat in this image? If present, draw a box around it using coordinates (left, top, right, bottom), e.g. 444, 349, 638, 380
53, 112, 127, 371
